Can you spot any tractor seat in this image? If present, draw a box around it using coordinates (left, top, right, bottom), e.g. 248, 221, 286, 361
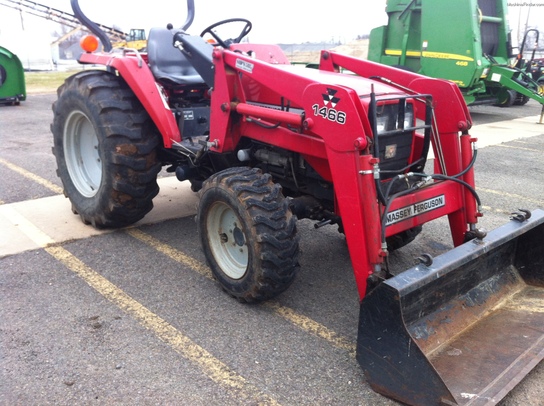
147, 27, 204, 86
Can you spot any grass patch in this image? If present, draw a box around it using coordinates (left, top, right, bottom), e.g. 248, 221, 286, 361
24, 70, 81, 94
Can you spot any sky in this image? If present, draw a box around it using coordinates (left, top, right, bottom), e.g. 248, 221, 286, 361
0, 0, 389, 46
0, 0, 542, 67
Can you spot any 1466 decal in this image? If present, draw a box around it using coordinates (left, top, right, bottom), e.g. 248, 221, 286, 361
312, 104, 347, 124
312, 88, 347, 124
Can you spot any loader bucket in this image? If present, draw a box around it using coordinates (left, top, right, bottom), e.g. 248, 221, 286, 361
357, 209, 544, 406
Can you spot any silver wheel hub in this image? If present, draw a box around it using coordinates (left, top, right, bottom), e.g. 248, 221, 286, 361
63, 110, 102, 197
207, 201, 248, 279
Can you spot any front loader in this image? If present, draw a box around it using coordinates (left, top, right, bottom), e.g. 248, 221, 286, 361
51, 1, 544, 404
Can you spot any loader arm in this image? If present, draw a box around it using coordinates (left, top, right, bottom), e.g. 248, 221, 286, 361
318, 51, 480, 242
486, 64, 544, 121
208, 47, 481, 297
210, 48, 382, 295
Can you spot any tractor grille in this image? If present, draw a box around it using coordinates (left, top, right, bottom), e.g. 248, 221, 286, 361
368, 94, 433, 182
375, 102, 415, 175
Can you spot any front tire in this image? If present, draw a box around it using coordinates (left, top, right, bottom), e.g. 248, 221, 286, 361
51, 71, 161, 228
197, 167, 299, 303
386, 226, 422, 251
495, 89, 516, 107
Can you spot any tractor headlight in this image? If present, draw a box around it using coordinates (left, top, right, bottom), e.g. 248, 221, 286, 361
403, 106, 414, 129
368, 95, 432, 179
371, 100, 417, 175
376, 114, 388, 133
375, 102, 414, 134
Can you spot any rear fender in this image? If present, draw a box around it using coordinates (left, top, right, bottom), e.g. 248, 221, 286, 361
79, 52, 180, 148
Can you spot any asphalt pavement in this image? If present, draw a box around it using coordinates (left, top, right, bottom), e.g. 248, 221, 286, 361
1, 92, 543, 405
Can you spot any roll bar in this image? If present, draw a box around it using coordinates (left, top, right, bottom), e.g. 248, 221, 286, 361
70, 0, 196, 52
70, 0, 113, 51
182, 0, 195, 31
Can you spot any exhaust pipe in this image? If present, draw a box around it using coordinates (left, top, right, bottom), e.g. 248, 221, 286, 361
357, 209, 544, 405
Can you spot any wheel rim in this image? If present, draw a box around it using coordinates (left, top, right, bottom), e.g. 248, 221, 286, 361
206, 201, 248, 279
63, 110, 102, 197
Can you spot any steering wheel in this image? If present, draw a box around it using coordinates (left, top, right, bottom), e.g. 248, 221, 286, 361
200, 18, 252, 48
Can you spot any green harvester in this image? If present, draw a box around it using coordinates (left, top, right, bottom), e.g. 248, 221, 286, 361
368, 0, 544, 119
0, 46, 26, 105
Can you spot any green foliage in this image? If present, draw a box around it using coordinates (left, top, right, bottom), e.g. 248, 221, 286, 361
24, 70, 80, 93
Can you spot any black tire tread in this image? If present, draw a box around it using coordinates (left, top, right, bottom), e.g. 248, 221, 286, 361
51, 70, 161, 228
199, 167, 299, 303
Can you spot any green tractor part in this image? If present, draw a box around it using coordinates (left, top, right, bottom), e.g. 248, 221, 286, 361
368, 0, 544, 121
0, 46, 26, 105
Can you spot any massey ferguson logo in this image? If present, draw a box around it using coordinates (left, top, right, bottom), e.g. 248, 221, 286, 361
312, 87, 347, 124
322, 88, 341, 107
386, 195, 446, 226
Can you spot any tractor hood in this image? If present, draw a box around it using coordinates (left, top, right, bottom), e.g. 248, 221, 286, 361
277, 64, 407, 100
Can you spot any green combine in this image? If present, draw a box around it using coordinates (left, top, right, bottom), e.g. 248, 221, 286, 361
368, 0, 544, 114
0, 46, 26, 106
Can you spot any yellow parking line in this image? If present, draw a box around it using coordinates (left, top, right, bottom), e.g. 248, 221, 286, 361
478, 187, 544, 206
0, 158, 63, 194
127, 228, 357, 355
495, 144, 541, 152
10, 212, 280, 405
126, 228, 213, 279
46, 245, 280, 406
481, 205, 511, 215
263, 302, 356, 355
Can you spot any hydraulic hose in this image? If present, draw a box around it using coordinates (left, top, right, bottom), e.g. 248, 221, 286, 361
368, 86, 387, 205
380, 173, 482, 251
380, 184, 419, 251
379, 143, 481, 250
452, 147, 478, 179
413, 173, 482, 207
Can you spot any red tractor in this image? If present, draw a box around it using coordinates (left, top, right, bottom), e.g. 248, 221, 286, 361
52, 1, 544, 404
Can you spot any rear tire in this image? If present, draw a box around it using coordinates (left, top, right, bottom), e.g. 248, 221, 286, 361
51, 70, 161, 228
513, 93, 530, 106
197, 167, 299, 302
